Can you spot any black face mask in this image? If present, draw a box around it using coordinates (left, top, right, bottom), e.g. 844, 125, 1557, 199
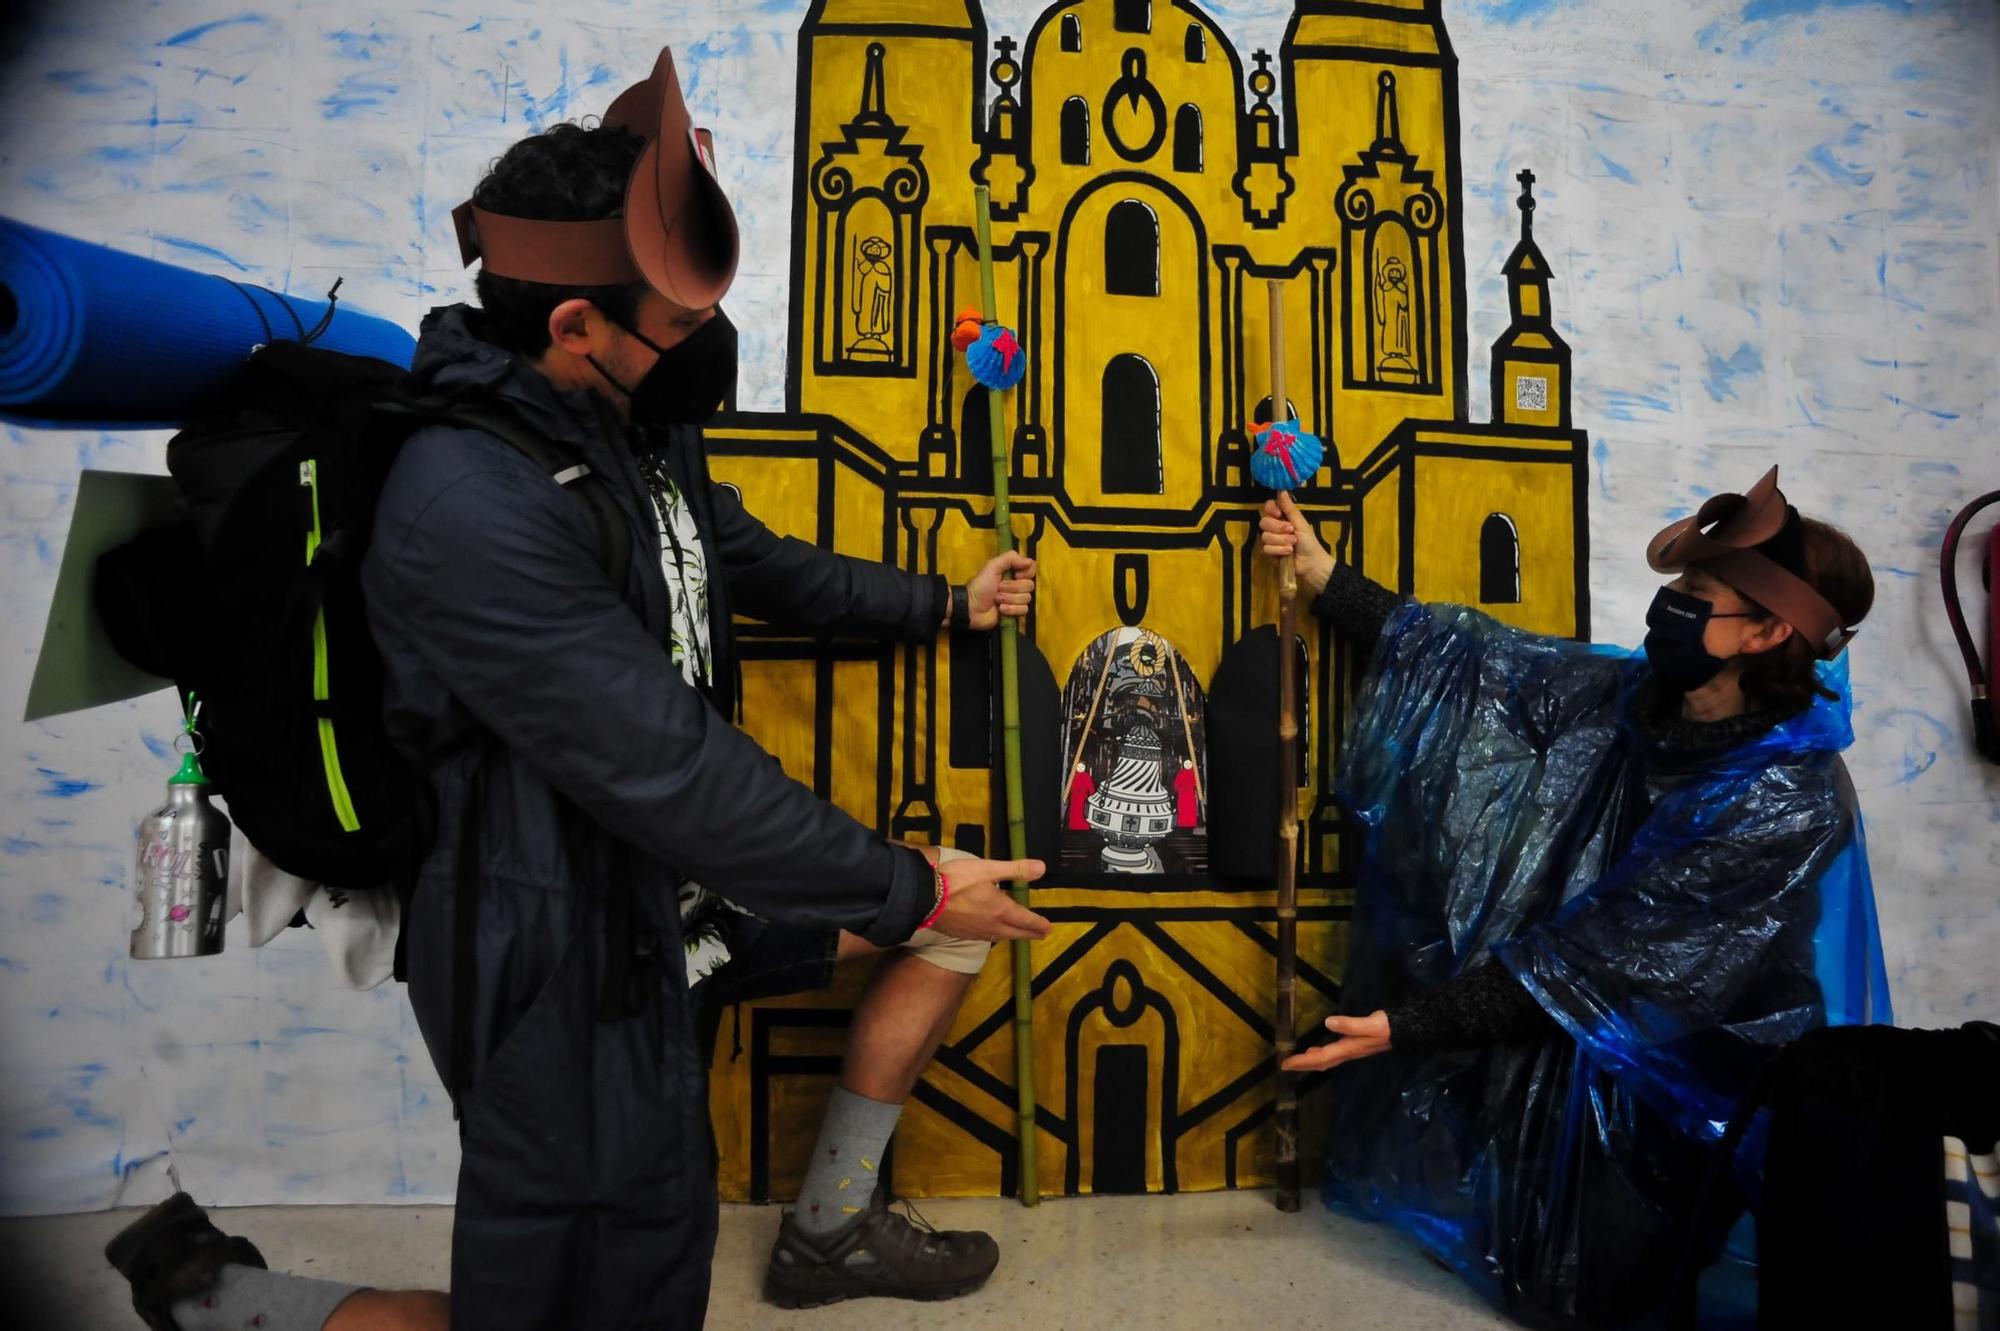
589, 308, 738, 427
1643, 586, 1755, 693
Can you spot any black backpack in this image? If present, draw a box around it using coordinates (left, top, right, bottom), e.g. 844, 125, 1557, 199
1674, 1022, 2000, 1329
97, 340, 633, 893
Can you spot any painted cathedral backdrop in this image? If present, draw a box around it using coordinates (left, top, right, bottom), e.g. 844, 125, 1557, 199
705, 0, 1590, 1201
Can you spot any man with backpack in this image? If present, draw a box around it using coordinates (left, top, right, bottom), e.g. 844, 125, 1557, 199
105, 46, 1050, 1331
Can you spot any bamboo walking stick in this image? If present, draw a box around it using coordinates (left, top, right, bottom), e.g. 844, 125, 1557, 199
1266, 279, 1303, 1213
972, 186, 1039, 1206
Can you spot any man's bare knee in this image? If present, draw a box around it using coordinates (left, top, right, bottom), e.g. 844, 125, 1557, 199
325, 1288, 451, 1331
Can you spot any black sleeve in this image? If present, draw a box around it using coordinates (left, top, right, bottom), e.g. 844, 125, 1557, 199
706, 476, 947, 642
364, 456, 932, 947
1309, 563, 1407, 647
1387, 957, 1556, 1055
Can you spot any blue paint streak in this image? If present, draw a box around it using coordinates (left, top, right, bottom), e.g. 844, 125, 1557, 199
68, 1098, 119, 1130
0, 956, 24, 973
35, 768, 101, 799
22, 1126, 61, 1141
1806, 144, 1874, 187
152, 235, 250, 273
1601, 390, 1673, 422
159, 15, 269, 48
1883, 393, 1958, 421
1593, 152, 1637, 185
1743, 0, 1934, 21
323, 78, 400, 120
141, 732, 174, 761
1470, 0, 1571, 21
2, 837, 47, 856
1702, 343, 1765, 403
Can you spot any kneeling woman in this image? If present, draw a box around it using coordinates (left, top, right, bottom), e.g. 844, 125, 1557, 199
1261, 468, 1889, 1328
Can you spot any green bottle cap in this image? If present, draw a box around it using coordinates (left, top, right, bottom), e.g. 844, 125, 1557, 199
168, 751, 211, 787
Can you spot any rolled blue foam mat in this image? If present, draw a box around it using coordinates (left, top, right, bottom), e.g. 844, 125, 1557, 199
0, 216, 416, 429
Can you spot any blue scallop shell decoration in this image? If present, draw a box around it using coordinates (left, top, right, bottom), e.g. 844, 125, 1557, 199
966, 324, 1028, 391
1248, 419, 1325, 491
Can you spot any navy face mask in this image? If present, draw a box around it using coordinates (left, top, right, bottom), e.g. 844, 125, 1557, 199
1643, 586, 1755, 693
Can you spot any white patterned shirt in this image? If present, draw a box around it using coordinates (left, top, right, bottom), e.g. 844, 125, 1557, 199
640, 451, 741, 985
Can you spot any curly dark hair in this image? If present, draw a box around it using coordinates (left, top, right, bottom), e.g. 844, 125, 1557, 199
1738, 516, 1876, 714
469, 122, 647, 356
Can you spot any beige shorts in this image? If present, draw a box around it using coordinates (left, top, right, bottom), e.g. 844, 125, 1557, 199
900, 846, 993, 976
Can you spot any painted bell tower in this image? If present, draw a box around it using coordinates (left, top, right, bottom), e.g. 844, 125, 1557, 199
1491, 169, 1571, 430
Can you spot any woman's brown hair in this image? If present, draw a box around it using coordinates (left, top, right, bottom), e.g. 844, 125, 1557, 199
1737, 516, 1875, 713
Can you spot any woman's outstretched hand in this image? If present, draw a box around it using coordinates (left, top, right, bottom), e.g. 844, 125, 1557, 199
1281, 1010, 1392, 1073
1259, 492, 1335, 597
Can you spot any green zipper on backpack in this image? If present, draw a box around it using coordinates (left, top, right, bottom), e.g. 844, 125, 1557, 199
301, 458, 361, 833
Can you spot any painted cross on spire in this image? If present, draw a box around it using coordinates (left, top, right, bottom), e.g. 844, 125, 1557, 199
1516, 168, 1537, 238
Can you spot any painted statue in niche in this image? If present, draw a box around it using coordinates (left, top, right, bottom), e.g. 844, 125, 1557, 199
1374, 245, 1416, 381
1059, 627, 1207, 877
847, 233, 896, 359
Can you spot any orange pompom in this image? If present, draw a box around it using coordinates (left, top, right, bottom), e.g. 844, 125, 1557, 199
951, 320, 983, 352
955, 305, 983, 325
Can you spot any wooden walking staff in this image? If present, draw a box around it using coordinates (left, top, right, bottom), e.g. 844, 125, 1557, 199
1256, 278, 1314, 1213
967, 185, 1039, 1206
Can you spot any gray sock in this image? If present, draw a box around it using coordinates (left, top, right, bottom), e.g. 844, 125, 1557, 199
793, 1087, 903, 1236
169, 1262, 362, 1331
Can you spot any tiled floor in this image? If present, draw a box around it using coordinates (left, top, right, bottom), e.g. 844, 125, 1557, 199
6, 1191, 1513, 1329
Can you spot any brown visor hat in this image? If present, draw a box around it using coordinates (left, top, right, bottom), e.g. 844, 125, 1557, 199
1646, 466, 1855, 659
450, 46, 740, 309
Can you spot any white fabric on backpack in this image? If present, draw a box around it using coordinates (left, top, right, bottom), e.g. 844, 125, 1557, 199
301, 881, 399, 990
235, 827, 313, 946
232, 832, 399, 989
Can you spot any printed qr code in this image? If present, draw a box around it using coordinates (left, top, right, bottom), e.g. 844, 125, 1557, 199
1515, 375, 1549, 413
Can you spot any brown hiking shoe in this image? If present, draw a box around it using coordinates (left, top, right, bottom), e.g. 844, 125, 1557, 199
104, 1192, 267, 1331
765, 1188, 999, 1308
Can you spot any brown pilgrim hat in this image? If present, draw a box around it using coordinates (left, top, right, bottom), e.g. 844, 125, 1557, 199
1645, 466, 1854, 659
450, 46, 740, 309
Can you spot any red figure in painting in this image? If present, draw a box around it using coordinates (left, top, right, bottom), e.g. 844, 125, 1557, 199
1172, 759, 1200, 830
1067, 763, 1096, 831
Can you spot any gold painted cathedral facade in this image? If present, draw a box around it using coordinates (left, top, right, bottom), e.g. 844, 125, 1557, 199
705, 0, 1590, 1201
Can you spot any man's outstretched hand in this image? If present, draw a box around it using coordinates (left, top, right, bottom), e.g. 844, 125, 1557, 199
964, 551, 1037, 630
1280, 1011, 1392, 1073
930, 855, 1051, 942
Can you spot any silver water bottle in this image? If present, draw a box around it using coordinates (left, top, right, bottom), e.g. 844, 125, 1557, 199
130, 751, 230, 958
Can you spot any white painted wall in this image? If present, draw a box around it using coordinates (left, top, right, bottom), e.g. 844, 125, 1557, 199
1, 0, 1994, 1213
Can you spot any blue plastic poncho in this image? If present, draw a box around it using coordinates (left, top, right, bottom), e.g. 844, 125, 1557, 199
1323, 601, 1890, 1328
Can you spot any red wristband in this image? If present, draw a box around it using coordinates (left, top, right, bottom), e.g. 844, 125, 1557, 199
918, 863, 951, 931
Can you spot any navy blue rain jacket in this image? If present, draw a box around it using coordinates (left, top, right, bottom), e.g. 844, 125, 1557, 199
361, 304, 946, 1329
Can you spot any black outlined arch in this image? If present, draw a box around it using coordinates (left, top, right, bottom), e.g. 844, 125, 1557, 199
1105, 199, 1160, 296
1101, 354, 1164, 494
1480, 512, 1521, 604
1173, 103, 1203, 173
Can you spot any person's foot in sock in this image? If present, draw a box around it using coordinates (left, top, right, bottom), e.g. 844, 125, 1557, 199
766, 1087, 999, 1306
107, 1192, 360, 1330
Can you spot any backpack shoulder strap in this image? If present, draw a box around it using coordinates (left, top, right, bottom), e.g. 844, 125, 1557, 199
391, 400, 634, 592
